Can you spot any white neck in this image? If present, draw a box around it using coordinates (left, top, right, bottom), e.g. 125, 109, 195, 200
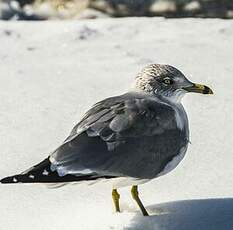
131, 85, 186, 104
159, 90, 186, 104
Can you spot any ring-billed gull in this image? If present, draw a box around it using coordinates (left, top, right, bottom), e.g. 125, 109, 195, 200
1, 64, 213, 216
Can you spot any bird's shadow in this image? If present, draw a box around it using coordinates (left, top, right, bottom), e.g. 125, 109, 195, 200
126, 198, 233, 230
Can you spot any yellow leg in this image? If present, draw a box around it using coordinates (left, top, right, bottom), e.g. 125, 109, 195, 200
112, 189, 120, 212
131, 185, 149, 216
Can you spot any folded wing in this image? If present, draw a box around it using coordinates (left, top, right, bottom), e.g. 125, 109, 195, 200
50, 93, 178, 179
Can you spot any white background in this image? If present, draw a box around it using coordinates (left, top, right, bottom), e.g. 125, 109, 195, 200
0, 18, 232, 230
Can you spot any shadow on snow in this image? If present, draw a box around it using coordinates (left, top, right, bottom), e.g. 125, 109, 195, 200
127, 198, 233, 230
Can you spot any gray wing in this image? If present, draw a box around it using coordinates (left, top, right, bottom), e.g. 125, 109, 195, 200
50, 93, 183, 179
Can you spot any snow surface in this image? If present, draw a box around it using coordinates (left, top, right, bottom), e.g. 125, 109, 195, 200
0, 18, 233, 230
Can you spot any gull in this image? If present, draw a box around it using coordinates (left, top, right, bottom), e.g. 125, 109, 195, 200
1, 64, 213, 216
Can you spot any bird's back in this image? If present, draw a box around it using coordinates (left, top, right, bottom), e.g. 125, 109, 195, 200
1, 92, 190, 184
50, 92, 189, 179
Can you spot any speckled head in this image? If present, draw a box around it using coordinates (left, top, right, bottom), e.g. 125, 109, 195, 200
134, 64, 213, 103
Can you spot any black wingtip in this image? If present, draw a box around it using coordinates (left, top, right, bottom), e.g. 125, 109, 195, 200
0, 175, 20, 184
1, 156, 117, 184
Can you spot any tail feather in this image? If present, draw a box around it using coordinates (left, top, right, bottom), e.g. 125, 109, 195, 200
1, 157, 114, 184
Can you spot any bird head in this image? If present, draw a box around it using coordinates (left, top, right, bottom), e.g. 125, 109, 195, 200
134, 64, 213, 103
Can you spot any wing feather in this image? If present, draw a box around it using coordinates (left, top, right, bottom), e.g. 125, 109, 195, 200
50, 93, 179, 178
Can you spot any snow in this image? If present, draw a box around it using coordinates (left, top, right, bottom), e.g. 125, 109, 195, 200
0, 18, 233, 230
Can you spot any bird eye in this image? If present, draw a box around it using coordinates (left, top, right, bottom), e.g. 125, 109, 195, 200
162, 78, 173, 85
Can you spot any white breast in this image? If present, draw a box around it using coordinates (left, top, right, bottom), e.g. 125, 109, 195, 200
173, 102, 187, 131
111, 177, 150, 189
156, 145, 188, 177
